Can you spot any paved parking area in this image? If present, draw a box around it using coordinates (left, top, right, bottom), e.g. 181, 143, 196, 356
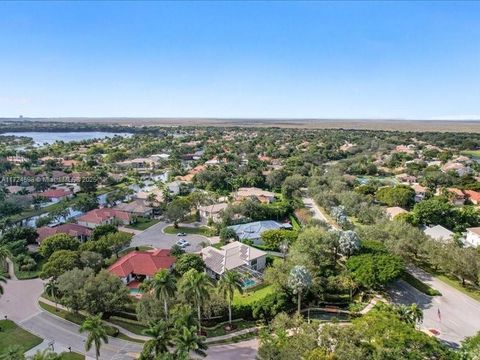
130, 221, 210, 252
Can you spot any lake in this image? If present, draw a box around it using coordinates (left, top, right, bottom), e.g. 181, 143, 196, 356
1, 131, 131, 146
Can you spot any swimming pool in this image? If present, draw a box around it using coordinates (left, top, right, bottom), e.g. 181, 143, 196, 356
130, 288, 141, 295
241, 278, 256, 288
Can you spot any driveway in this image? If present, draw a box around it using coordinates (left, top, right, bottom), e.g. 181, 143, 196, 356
302, 197, 340, 229
206, 339, 259, 360
0, 278, 44, 322
387, 266, 480, 347
130, 221, 209, 252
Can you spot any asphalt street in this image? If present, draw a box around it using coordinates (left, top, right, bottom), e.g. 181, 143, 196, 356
130, 221, 208, 252
388, 266, 480, 347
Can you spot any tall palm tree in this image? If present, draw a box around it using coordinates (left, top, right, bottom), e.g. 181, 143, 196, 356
395, 304, 423, 327
179, 269, 212, 333
174, 326, 208, 358
44, 280, 59, 310
218, 271, 243, 326
0, 345, 25, 360
79, 314, 109, 360
150, 269, 177, 320
0, 245, 11, 263
140, 320, 174, 359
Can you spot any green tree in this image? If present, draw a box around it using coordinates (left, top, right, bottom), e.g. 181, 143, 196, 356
73, 194, 99, 213
376, 185, 415, 208
39, 234, 80, 259
218, 271, 243, 326
175, 254, 205, 276
179, 269, 213, 333
92, 224, 118, 241
79, 314, 109, 360
174, 326, 208, 358
0, 345, 25, 360
165, 198, 191, 227
140, 320, 174, 359
260, 229, 297, 250
288, 265, 312, 313
82, 270, 130, 316
57, 267, 94, 312
219, 227, 239, 243
44, 279, 59, 310
346, 253, 404, 290
41, 250, 80, 279
149, 269, 177, 320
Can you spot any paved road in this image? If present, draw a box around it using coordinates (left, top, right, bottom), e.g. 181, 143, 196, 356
0, 277, 44, 322
131, 221, 209, 252
388, 266, 480, 347
206, 339, 259, 360
303, 197, 339, 229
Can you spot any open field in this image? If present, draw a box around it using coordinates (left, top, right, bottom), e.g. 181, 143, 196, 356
3, 117, 480, 132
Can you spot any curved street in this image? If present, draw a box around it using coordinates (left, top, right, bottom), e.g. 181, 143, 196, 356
0, 277, 258, 359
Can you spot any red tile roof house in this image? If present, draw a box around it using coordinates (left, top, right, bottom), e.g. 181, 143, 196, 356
36, 223, 92, 244
37, 188, 73, 202
108, 249, 176, 286
77, 208, 132, 229
464, 190, 480, 205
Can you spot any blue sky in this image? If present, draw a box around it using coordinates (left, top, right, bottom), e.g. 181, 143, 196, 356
1, 1, 479, 119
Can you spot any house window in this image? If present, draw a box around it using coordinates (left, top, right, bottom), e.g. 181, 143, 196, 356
251, 259, 257, 269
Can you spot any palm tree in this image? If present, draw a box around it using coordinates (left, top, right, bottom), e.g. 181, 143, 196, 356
174, 326, 208, 358
28, 349, 61, 360
179, 269, 212, 333
0, 345, 25, 360
395, 304, 423, 327
79, 314, 109, 360
0, 245, 11, 263
44, 280, 59, 310
218, 271, 243, 326
150, 269, 177, 320
287, 265, 312, 314
140, 320, 174, 358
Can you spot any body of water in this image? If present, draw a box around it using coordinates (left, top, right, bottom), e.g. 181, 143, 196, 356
1, 131, 131, 146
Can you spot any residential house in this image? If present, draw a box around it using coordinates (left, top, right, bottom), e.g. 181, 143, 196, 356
77, 208, 131, 228
37, 188, 73, 202
385, 206, 408, 220
228, 220, 292, 245
114, 199, 153, 218
412, 183, 427, 202
61, 159, 80, 167
37, 223, 92, 244
108, 249, 176, 284
198, 203, 228, 223
423, 225, 454, 243
202, 241, 267, 279
235, 187, 276, 204
135, 188, 164, 203
446, 188, 466, 206
6, 155, 27, 164
464, 227, 480, 248
464, 190, 480, 205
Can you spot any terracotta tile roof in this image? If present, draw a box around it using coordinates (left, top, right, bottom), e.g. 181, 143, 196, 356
37, 188, 72, 199
78, 208, 131, 224
37, 223, 92, 243
464, 190, 480, 203
108, 249, 175, 277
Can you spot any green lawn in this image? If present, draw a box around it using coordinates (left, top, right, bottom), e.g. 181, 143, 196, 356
205, 319, 258, 337
0, 320, 43, 355
163, 225, 211, 236
126, 217, 160, 230
233, 284, 275, 306
108, 317, 147, 336
436, 274, 480, 302
461, 150, 480, 157
402, 272, 441, 296
60, 352, 85, 360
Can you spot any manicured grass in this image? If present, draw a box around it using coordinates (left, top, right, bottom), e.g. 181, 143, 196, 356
207, 330, 258, 345
233, 284, 275, 306
163, 225, 211, 236
461, 150, 480, 157
108, 317, 147, 336
436, 274, 480, 302
38, 301, 140, 342
205, 319, 258, 337
402, 272, 441, 296
60, 352, 85, 360
0, 320, 43, 355
126, 217, 160, 230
